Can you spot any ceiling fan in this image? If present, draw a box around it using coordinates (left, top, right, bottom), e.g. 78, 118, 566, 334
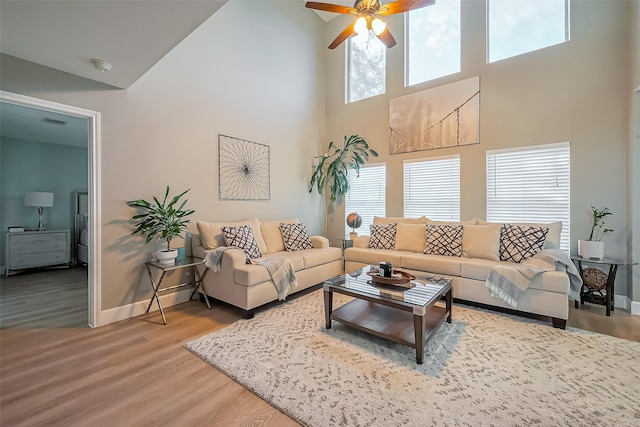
306, 0, 436, 49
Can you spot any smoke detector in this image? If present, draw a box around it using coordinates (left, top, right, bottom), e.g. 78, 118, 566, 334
91, 59, 112, 72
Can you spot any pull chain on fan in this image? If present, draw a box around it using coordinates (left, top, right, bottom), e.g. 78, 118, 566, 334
306, 0, 436, 49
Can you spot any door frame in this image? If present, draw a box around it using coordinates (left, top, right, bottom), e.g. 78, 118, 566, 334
1, 90, 102, 327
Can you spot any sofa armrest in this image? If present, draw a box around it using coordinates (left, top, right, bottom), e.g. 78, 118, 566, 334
219, 248, 250, 269
353, 236, 370, 248
311, 236, 329, 248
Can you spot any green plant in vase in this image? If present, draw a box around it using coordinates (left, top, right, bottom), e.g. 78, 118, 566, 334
578, 205, 613, 259
128, 185, 195, 264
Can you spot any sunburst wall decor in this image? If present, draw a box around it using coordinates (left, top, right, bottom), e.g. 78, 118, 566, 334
218, 134, 270, 201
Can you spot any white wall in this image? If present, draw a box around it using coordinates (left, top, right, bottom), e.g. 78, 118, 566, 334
0, 0, 327, 310
324, 0, 634, 298
0, 137, 88, 264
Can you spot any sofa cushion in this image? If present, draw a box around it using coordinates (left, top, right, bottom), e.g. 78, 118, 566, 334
462, 224, 501, 260
261, 218, 299, 253
401, 253, 462, 276
477, 220, 562, 250
499, 224, 549, 263
197, 218, 267, 253
460, 258, 518, 281
344, 247, 403, 267
299, 247, 342, 269
426, 218, 477, 226
280, 223, 313, 251
395, 223, 426, 253
369, 224, 396, 249
373, 216, 426, 225
221, 225, 262, 259
424, 224, 463, 257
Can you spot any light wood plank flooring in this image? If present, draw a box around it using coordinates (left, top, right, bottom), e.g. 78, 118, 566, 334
1, 269, 638, 426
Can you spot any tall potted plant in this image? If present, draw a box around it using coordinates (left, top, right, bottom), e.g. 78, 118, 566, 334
578, 205, 613, 259
309, 134, 378, 235
128, 185, 195, 264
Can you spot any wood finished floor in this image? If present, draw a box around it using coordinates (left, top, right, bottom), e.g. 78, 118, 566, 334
1, 269, 639, 426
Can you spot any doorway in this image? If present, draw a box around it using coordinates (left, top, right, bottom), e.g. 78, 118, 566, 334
0, 90, 101, 327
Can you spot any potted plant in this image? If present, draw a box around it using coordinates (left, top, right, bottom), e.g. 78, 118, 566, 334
578, 205, 613, 259
309, 135, 378, 235
128, 185, 195, 264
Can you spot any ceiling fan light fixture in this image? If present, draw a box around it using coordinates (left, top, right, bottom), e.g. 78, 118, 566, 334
354, 16, 368, 35
371, 18, 386, 35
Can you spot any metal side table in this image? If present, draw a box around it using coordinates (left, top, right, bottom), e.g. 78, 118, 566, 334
571, 256, 638, 316
145, 256, 211, 325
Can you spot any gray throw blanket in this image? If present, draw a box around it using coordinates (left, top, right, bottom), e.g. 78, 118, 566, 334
485, 249, 583, 308
204, 247, 297, 301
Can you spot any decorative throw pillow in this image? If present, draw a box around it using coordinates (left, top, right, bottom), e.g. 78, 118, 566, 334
279, 223, 313, 252
424, 224, 463, 257
499, 224, 549, 263
368, 223, 397, 250
221, 225, 262, 259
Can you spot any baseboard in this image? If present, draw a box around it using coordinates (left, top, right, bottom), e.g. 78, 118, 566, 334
98, 288, 195, 326
613, 295, 640, 316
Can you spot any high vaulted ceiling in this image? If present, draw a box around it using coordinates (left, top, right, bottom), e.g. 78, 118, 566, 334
0, 0, 228, 89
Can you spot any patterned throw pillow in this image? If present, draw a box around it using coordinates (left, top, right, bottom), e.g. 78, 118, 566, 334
424, 224, 463, 257
499, 224, 549, 263
369, 224, 397, 250
279, 223, 313, 252
221, 225, 262, 259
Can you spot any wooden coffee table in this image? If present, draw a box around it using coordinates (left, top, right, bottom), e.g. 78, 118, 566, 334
323, 266, 452, 364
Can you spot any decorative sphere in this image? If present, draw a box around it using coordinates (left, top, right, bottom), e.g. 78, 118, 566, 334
346, 212, 362, 230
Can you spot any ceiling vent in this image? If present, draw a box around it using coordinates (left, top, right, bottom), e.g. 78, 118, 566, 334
41, 118, 68, 126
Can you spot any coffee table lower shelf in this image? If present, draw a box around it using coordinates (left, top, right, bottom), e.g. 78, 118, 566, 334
330, 299, 448, 364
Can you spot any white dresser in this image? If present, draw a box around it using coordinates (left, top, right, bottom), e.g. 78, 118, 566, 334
5, 230, 71, 277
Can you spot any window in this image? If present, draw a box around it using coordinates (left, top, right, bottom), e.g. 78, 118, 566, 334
347, 32, 386, 103
345, 164, 386, 237
487, 0, 569, 63
403, 155, 460, 221
406, 0, 461, 86
486, 142, 570, 252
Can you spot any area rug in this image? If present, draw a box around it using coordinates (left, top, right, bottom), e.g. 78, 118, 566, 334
185, 290, 640, 426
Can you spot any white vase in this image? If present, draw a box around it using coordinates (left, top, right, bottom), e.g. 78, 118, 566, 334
578, 240, 604, 259
156, 249, 178, 265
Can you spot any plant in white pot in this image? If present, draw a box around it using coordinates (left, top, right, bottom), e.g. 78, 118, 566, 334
578, 205, 613, 259
128, 186, 195, 264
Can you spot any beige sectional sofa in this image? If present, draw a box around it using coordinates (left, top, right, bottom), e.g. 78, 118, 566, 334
189, 217, 342, 318
344, 216, 571, 328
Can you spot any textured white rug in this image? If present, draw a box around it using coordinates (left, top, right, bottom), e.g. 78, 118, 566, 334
185, 290, 640, 426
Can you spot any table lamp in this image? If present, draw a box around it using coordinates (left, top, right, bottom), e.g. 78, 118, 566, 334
25, 191, 54, 231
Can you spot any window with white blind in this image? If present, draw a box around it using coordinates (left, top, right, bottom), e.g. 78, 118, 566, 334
403, 155, 460, 221
345, 164, 386, 237
486, 142, 570, 252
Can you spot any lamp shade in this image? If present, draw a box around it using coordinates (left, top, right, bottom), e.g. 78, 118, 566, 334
25, 192, 54, 207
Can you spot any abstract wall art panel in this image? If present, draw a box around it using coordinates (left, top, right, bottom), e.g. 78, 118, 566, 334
218, 134, 270, 201
389, 76, 480, 154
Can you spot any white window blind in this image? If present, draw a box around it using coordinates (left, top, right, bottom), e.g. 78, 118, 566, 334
486, 142, 570, 252
403, 156, 460, 221
345, 164, 386, 237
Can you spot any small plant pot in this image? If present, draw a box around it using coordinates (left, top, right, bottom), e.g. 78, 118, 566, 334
578, 240, 604, 259
156, 249, 178, 265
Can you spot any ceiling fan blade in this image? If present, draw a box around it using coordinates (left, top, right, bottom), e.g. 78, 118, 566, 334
328, 22, 356, 49
376, 27, 397, 48
305, 2, 355, 14
379, 0, 436, 16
